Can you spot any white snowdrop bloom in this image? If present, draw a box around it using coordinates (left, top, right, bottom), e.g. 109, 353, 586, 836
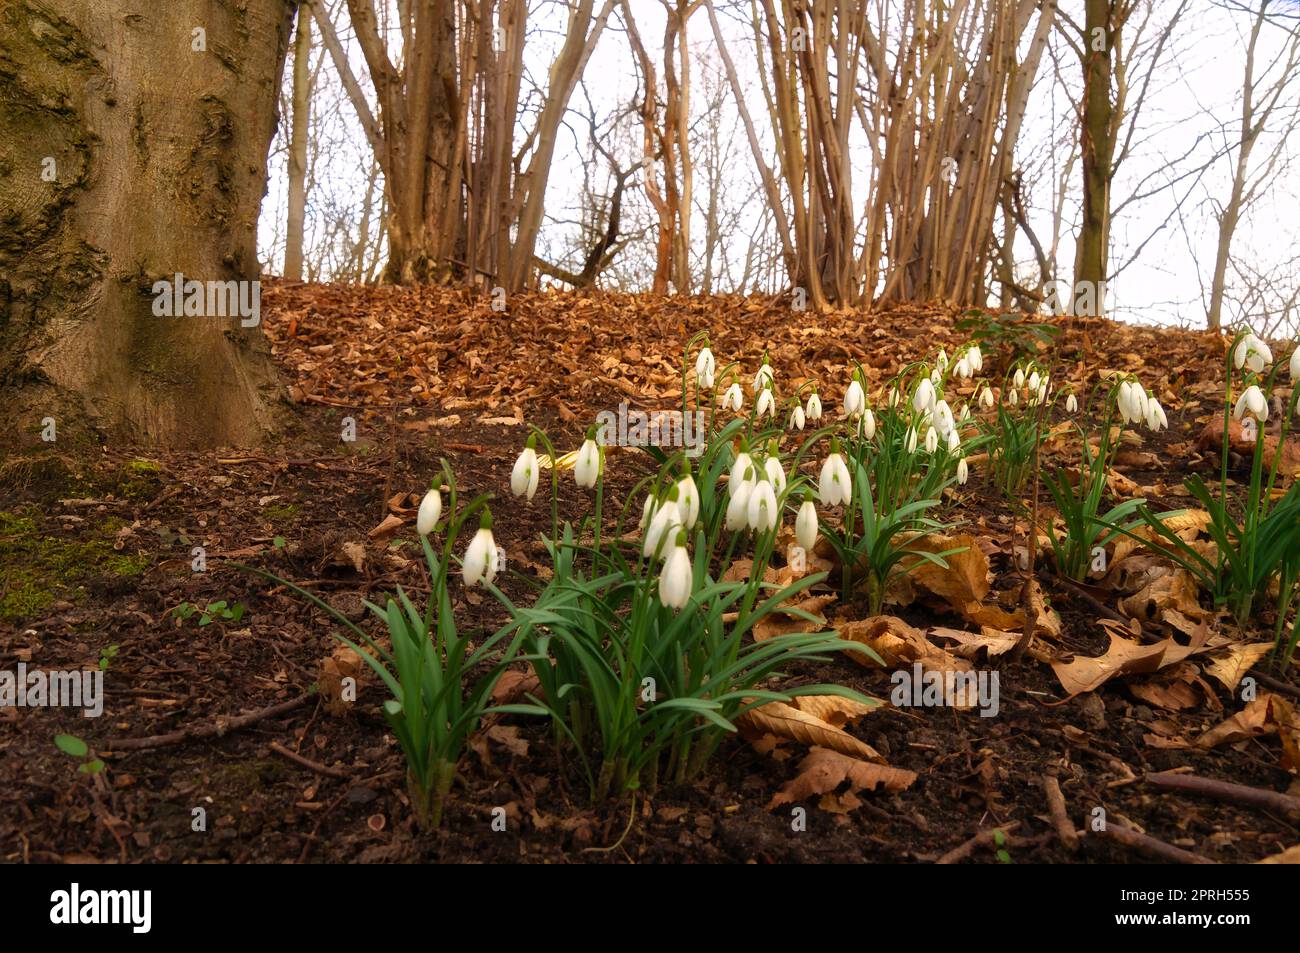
753, 357, 774, 394
725, 470, 755, 531
979, 385, 995, 410
658, 532, 693, 610
463, 519, 500, 588
914, 378, 937, 414
1290, 345, 1300, 381
1145, 398, 1168, 433
574, 434, 601, 488
416, 486, 443, 536
933, 399, 955, 437
936, 348, 949, 371
888, 388, 901, 408
818, 442, 852, 506
795, 498, 819, 551
924, 426, 938, 453
966, 346, 984, 373
860, 407, 877, 440
1066, 393, 1078, 414
746, 475, 779, 533
930, 367, 943, 385
1013, 368, 1026, 389
695, 346, 716, 389
789, 405, 806, 431
946, 428, 960, 452
640, 493, 658, 531
1234, 384, 1269, 423
843, 377, 867, 417
1028, 370, 1041, 395
1037, 381, 1049, 405
676, 472, 700, 528
756, 385, 776, 419
722, 382, 743, 412
905, 426, 918, 453
510, 442, 540, 500
1008, 388, 1019, 407
956, 458, 969, 485
644, 490, 683, 559
958, 403, 971, 423
806, 391, 823, 421
1233, 332, 1273, 373
953, 355, 971, 380
728, 449, 754, 496
764, 454, 787, 496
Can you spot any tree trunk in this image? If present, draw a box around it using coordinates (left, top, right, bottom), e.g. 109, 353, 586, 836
1075, 0, 1115, 314
285, 0, 312, 281
0, 0, 293, 448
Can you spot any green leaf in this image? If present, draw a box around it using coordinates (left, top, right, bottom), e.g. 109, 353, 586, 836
55, 734, 88, 758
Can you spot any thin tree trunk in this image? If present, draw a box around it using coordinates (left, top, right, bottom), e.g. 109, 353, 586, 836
285, 0, 312, 281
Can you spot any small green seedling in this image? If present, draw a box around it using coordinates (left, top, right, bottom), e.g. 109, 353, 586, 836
98, 644, 119, 670
55, 734, 104, 776
993, 828, 1012, 864
174, 600, 246, 626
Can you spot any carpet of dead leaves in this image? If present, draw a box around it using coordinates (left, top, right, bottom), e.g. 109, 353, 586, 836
1, 280, 1298, 864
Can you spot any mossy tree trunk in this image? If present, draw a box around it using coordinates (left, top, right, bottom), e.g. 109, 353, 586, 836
0, 0, 294, 448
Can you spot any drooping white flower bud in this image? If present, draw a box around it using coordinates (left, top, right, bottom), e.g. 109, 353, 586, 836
806, 390, 823, 421
914, 378, 937, 414
795, 498, 818, 551
658, 530, 693, 610
574, 430, 601, 488
722, 382, 743, 412
818, 440, 852, 506
957, 458, 969, 485
463, 514, 499, 588
417, 485, 443, 536
695, 346, 716, 389
510, 439, 540, 500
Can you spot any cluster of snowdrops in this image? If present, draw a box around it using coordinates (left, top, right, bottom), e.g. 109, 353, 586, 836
259, 328, 1300, 828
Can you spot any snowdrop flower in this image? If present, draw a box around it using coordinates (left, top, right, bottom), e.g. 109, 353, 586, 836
933, 399, 955, 437
1233, 332, 1273, 373
756, 384, 776, 419
725, 467, 755, 531
956, 458, 969, 485
953, 354, 972, 380
644, 486, 683, 559
1013, 368, 1026, 389
510, 437, 540, 500
789, 405, 805, 431
924, 426, 938, 454
905, 426, 918, 453
640, 492, 659, 531
676, 467, 700, 528
818, 440, 852, 506
658, 530, 693, 610
1065, 393, 1078, 414
806, 389, 823, 421
958, 403, 971, 423
965, 345, 984, 373
1008, 388, 1019, 407
979, 385, 995, 410
914, 378, 937, 414
1290, 345, 1300, 381
728, 445, 754, 496
843, 373, 867, 418
574, 428, 601, 488
1145, 397, 1168, 433
1234, 384, 1269, 423
888, 387, 901, 408
930, 367, 943, 385
860, 407, 877, 440
936, 348, 949, 371
946, 428, 960, 452
1117, 381, 1145, 424
416, 484, 443, 536
795, 496, 818, 551
1027, 370, 1041, 395
764, 444, 787, 496
463, 513, 499, 588
722, 382, 743, 412
746, 474, 779, 533
753, 354, 774, 393
695, 345, 716, 389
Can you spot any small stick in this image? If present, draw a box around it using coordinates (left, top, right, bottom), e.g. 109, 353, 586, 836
1254, 671, 1300, 700
936, 821, 1021, 864
269, 741, 351, 779
1095, 823, 1217, 864
1043, 776, 1080, 852
1147, 771, 1300, 821
104, 695, 310, 752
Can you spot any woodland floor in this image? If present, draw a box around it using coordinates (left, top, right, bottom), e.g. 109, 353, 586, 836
1, 281, 1298, 864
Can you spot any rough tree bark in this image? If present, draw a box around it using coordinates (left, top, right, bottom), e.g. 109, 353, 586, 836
285, 0, 312, 282
0, 0, 294, 447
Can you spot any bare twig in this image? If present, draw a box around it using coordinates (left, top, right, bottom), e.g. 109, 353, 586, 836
1043, 775, 1080, 852
104, 695, 311, 752
936, 821, 1021, 864
1095, 823, 1217, 864
1147, 771, 1300, 821
269, 741, 352, 779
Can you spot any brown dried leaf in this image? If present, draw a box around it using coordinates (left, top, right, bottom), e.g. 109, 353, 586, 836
737, 700, 881, 761
768, 747, 917, 809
